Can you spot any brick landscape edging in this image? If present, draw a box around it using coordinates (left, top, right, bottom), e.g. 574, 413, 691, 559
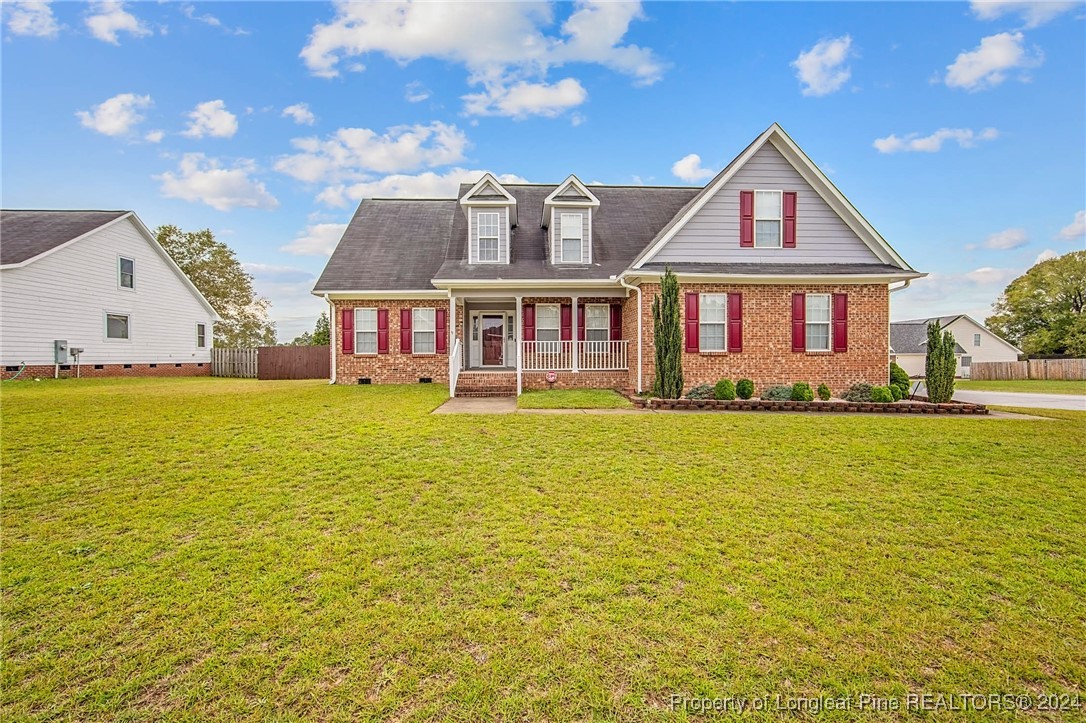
624, 393, 988, 415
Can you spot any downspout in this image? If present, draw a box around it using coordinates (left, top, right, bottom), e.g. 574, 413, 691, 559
325, 294, 336, 385
615, 273, 642, 393
887, 279, 912, 385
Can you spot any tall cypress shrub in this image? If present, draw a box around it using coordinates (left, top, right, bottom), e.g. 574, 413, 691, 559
652, 267, 684, 398
925, 321, 957, 403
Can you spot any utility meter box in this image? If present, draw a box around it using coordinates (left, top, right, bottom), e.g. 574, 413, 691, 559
53, 340, 68, 364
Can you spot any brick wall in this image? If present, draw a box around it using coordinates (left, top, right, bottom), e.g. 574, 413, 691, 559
331, 299, 451, 385
1, 362, 211, 381
522, 370, 628, 391
635, 282, 889, 396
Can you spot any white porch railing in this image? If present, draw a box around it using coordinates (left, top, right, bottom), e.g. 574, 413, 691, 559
449, 338, 463, 396
520, 340, 627, 371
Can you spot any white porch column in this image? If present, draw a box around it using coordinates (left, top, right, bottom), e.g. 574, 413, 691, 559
448, 292, 457, 396
515, 295, 523, 396
571, 295, 579, 373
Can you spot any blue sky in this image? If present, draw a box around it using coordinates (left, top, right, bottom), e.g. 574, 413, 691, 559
3, 0, 1084, 341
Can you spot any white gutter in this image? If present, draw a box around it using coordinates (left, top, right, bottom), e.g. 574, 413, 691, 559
888, 279, 912, 293
325, 294, 336, 385
615, 273, 643, 393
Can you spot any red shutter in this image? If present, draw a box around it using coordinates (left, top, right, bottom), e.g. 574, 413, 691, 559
523, 304, 535, 341
560, 304, 572, 341
435, 308, 447, 354
833, 293, 848, 353
792, 293, 806, 353
610, 304, 622, 341
684, 292, 699, 353
400, 308, 412, 354
783, 191, 797, 248
341, 308, 354, 354
577, 305, 586, 342
727, 293, 743, 353
740, 190, 754, 248
377, 308, 389, 354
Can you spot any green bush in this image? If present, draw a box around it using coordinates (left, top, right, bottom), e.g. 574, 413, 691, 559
791, 382, 814, 402
841, 383, 874, 402
925, 321, 957, 404
871, 386, 894, 403
817, 383, 831, 401
685, 383, 715, 400
890, 384, 903, 401
736, 379, 755, 400
651, 267, 684, 399
714, 379, 736, 400
890, 361, 910, 387
760, 385, 793, 401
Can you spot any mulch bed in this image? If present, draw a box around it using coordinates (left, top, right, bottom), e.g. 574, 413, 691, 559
625, 393, 988, 415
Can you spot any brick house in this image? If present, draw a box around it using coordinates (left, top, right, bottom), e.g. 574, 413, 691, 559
313, 124, 924, 397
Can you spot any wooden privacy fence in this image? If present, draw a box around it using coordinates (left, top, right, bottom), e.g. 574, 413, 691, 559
212, 348, 258, 378
257, 345, 330, 380
971, 358, 1086, 381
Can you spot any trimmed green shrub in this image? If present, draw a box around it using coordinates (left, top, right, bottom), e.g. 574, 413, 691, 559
889, 361, 911, 400
736, 379, 755, 400
651, 267, 684, 399
871, 386, 894, 403
841, 382, 874, 402
686, 383, 715, 399
925, 321, 957, 404
760, 385, 793, 401
791, 382, 815, 402
890, 384, 903, 401
714, 379, 736, 400
817, 383, 831, 401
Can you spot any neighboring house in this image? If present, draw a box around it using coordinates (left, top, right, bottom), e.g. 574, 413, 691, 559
1, 210, 219, 379
313, 123, 924, 396
890, 315, 1022, 378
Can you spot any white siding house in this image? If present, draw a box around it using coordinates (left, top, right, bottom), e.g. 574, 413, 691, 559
1, 210, 218, 373
890, 315, 1020, 378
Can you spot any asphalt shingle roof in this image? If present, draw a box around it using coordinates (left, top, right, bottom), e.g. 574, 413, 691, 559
0, 210, 128, 265
890, 322, 967, 355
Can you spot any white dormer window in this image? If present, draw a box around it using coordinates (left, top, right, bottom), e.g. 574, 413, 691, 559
561, 212, 583, 263
478, 212, 500, 262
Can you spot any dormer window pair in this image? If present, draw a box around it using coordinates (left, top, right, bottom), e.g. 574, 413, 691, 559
543, 175, 599, 265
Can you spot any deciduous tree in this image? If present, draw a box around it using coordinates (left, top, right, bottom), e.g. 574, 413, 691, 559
986, 250, 1086, 356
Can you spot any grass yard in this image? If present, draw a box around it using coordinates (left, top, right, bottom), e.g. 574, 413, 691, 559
954, 379, 1086, 395
3, 378, 1085, 721
517, 388, 633, 409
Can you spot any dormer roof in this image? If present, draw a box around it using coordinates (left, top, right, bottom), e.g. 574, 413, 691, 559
459, 173, 517, 226
541, 175, 600, 227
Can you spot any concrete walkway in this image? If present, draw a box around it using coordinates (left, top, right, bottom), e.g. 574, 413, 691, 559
432, 397, 517, 414
917, 383, 1085, 411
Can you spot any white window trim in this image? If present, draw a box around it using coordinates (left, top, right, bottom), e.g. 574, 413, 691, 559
805, 293, 831, 352
698, 293, 728, 352
196, 322, 207, 349
412, 307, 437, 355
475, 211, 502, 264
754, 189, 783, 249
354, 308, 378, 356
559, 212, 584, 263
535, 303, 561, 342
105, 311, 131, 342
585, 303, 610, 342
973, 333, 981, 347
118, 255, 135, 290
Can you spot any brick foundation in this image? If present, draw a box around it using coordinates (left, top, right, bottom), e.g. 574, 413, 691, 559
521, 370, 628, 391
1, 362, 211, 381
332, 298, 451, 385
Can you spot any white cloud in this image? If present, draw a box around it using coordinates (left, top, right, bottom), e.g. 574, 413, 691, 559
405, 81, 431, 103
299, 1, 664, 118
791, 35, 854, 97
156, 153, 278, 211
182, 100, 239, 139
280, 223, 349, 256
970, 1, 1077, 28
144, 129, 165, 143
314, 168, 529, 208
965, 266, 1019, 285
899, 263, 1024, 319
982, 227, 1029, 250
671, 153, 714, 183
84, 1, 150, 44
275, 121, 469, 184
180, 2, 249, 35
1058, 210, 1085, 240
945, 32, 1043, 91
873, 127, 998, 153
75, 92, 152, 136
1034, 249, 1058, 264
462, 77, 587, 119
282, 103, 316, 126
4, 1, 59, 38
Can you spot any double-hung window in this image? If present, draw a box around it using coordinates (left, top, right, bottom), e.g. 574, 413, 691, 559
477, 212, 500, 262
119, 257, 134, 288
585, 304, 610, 343
754, 190, 782, 248
560, 213, 583, 263
699, 294, 727, 351
805, 294, 831, 351
973, 333, 981, 347
355, 308, 378, 354
413, 308, 436, 354
106, 313, 130, 340
196, 323, 207, 348
536, 304, 560, 350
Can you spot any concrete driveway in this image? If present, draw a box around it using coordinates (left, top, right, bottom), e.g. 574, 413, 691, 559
918, 383, 1086, 411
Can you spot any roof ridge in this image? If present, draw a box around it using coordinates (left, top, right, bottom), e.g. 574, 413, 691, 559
2, 208, 129, 213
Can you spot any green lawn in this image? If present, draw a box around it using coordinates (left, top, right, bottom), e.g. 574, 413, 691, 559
517, 388, 633, 409
3, 378, 1085, 721
954, 379, 1086, 395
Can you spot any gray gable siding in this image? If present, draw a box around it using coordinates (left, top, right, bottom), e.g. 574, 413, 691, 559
550, 207, 592, 263
651, 143, 881, 265
468, 206, 508, 263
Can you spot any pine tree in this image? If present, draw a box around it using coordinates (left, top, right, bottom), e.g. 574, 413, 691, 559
925, 321, 957, 403
652, 267, 684, 398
